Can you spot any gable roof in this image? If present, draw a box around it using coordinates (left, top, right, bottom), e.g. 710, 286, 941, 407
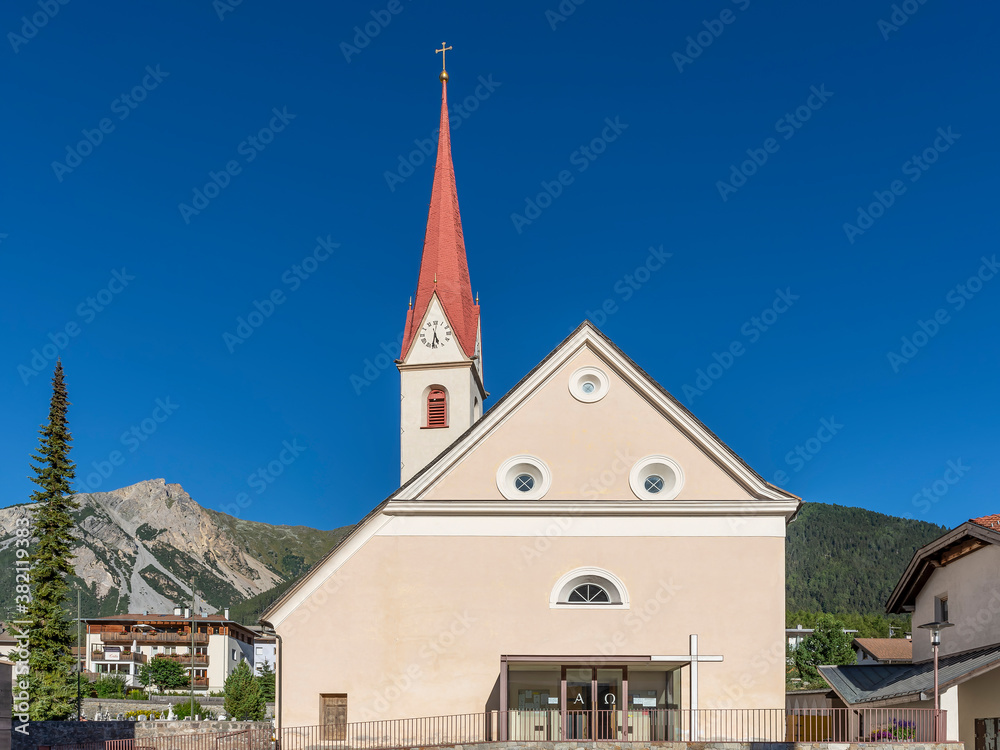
261, 321, 800, 626
393, 321, 803, 503
971, 513, 1000, 530
854, 638, 912, 662
887, 520, 1000, 614
821, 644, 1000, 705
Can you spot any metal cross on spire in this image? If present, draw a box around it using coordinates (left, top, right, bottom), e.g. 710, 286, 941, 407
435, 42, 452, 71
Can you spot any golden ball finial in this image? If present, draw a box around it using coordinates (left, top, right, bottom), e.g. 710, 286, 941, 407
439, 70, 449, 82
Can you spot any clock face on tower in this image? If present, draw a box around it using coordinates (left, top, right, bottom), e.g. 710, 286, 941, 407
420, 320, 453, 349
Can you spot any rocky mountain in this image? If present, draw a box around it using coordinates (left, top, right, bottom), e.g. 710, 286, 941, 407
0, 479, 351, 619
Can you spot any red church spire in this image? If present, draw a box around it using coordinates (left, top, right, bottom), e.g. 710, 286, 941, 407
401, 58, 479, 360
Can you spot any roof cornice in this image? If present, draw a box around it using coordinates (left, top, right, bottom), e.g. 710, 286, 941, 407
886, 521, 1000, 613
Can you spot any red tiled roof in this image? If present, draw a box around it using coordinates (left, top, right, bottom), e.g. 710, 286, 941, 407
970, 514, 1000, 530
854, 638, 913, 662
401, 77, 479, 360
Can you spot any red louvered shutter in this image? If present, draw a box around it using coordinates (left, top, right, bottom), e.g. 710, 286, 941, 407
427, 389, 447, 427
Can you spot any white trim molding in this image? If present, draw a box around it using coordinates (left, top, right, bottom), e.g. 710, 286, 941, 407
550, 567, 630, 609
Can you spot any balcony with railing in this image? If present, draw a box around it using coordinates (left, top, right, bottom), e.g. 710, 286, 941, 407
153, 653, 209, 667
101, 631, 209, 645
90, 650, 146, 664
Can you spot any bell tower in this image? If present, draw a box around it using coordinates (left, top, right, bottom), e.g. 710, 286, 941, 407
397, 49, 486, 484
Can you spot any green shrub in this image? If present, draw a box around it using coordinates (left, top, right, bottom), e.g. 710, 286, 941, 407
93, 674, 127, 698
127, 690, 149, 700
173, 698, 214, 720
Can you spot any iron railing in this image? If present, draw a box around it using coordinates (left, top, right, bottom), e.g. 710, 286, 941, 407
102, 632, 210, 645
280, 707, 945, 749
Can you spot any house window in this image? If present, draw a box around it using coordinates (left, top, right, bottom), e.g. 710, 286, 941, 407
426, 389, 447, 427
255, 646, 263, 655
550, 567, 629, 609
935, 596, 949, 622
232, 648, 237, 660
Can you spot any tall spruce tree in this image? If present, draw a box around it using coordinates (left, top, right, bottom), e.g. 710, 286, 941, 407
224, 661, 266, 720
25, 361, 80, 720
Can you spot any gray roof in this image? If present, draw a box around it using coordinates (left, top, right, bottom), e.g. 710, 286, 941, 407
820, 643, 1000, 704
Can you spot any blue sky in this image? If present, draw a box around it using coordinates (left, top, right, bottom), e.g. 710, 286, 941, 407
2, 0, 996, 532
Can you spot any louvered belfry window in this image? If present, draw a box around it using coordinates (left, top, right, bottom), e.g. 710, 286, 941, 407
427, 389, 447, 427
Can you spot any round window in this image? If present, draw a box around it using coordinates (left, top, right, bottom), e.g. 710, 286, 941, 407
496, 456, 552, 500
629, 456, 684, 500
568, 367, 610, 403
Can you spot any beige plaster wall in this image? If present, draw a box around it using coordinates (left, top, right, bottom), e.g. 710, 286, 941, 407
912, 545, 1000, 661
276, 532, 786, 728
424, 347, 755, 502
957, 666, 1000, 750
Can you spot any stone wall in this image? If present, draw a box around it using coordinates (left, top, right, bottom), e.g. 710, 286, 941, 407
10, 721, 271, 750
134, 721, 270, 738
1, 661, 12, 750
10, 721, 134, 750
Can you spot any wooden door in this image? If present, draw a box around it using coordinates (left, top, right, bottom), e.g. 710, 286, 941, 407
321, 694, 348, 741
976, 717, 1000, 750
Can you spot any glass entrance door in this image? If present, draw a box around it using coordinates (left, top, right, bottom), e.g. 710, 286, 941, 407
596, 669, 622, 739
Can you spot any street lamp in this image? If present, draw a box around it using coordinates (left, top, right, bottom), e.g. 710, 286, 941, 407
918, 620, 953, 741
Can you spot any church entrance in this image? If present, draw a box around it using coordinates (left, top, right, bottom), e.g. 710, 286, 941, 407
503, 660, 681, 742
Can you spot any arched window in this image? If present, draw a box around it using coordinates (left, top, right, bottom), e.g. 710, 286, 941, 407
550, 567, 629, 609
426, 389, 447, 428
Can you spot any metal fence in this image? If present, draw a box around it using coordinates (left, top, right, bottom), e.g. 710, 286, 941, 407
279, 707, 944, 749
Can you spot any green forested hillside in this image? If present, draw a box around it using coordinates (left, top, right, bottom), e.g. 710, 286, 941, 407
786, 502, 948, 614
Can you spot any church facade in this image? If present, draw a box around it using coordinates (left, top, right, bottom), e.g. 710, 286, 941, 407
262, 64, 801, 740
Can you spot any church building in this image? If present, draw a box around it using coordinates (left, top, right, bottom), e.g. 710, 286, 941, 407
262, 58, 801, 743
